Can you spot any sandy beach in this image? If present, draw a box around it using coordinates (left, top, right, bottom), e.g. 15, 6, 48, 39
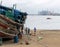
0, 30, 60, 47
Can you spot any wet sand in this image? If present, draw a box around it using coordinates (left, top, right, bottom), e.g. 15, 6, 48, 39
1, 30, 60, 47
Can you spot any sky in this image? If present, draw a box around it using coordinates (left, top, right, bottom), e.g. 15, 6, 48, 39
0, 0, 60, 14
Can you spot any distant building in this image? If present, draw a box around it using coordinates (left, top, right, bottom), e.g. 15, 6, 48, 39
38, 10, 52, 15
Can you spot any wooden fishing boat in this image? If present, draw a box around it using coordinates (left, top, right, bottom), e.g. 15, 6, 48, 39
0, 5, 27, 39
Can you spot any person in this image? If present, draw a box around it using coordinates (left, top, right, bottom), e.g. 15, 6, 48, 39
28, 28, 30, 35
25, 27, 31, 41
34, 27, 36, 35
20, 26, 24, 35
25, 27, 28, 35
25, 27, 30, 35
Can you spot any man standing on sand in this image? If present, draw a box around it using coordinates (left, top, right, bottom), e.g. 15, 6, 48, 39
24, 27, 30, 44
28, 28, 30, 35
25, 27, 28, 35
34, 27, 36, 35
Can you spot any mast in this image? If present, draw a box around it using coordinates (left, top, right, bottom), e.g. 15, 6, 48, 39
0, 0, 2, 6
12, 4, 16, 16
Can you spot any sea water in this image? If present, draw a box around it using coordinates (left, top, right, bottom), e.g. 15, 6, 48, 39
24, 15, 60, 30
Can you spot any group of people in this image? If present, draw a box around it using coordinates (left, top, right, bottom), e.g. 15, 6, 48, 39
25, 27, 30, 35
14, 27, 37, 44
24, 27, 37, 45
24, 27, 36, 35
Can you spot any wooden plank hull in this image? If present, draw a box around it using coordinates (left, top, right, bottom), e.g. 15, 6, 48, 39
0, 31, 13, 38
0, 14, 23, 26
0, 19, 18, 38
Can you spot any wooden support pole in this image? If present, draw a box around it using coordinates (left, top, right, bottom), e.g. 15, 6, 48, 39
0, 37, 2, 45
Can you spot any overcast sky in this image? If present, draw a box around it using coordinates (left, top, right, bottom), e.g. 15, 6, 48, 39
0, 0, 60, 14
